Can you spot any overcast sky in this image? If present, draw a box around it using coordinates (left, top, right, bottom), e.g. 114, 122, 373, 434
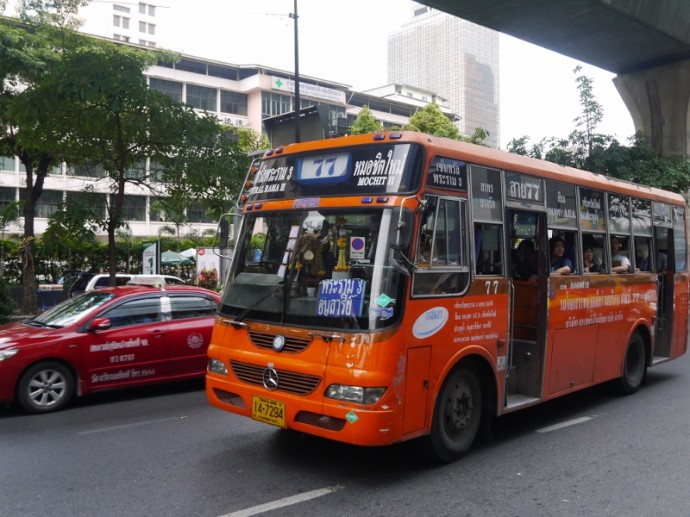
9, 0, 636, 148
157, 0, 635, 149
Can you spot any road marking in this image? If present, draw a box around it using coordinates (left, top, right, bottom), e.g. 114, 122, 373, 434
536, 415, 596, 433
78, 417, 181, 435
219, 485, 344, 517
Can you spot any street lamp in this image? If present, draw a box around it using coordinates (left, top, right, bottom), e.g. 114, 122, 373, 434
289, 0, 301, 143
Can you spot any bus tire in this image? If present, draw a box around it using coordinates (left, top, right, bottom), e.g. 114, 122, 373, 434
421, 365, 482, 463
17, 361, 75, 414
614, 332, 646, 395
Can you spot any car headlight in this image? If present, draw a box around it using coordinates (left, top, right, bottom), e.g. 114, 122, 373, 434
0, 349, 18, 362
325, 384, 386, 405
208, 358, 228, 375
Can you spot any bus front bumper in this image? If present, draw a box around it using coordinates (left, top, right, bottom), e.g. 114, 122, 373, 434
206, 373, 404, 447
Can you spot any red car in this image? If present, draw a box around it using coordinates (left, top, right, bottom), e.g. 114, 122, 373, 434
0, 284, 219, 413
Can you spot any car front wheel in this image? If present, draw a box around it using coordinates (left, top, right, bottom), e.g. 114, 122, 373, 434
17, 361, 75, 413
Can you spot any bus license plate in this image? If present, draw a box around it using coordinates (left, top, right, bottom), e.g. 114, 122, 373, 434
252, 395, 286, 428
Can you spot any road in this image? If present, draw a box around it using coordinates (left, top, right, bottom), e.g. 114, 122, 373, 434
2, 353, 690, 517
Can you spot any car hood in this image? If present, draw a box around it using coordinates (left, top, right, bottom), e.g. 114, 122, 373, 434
0, 322, 63, 348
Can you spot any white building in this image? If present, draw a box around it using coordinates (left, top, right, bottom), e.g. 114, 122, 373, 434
78, 1, 160, 47
0, 3, 461, 239
388, 3, 500, 148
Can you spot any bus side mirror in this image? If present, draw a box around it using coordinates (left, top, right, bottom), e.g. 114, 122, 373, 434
219, 218, 229, 249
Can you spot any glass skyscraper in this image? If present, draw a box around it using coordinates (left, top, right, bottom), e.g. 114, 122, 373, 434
388, 5, 500, 148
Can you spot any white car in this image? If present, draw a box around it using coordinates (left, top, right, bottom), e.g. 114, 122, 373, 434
69, 273, 185, 297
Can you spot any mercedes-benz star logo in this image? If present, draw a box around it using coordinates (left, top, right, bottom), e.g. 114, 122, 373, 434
262, 367, 279, 391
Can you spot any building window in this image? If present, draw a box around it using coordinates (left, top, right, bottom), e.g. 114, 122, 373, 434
121, 195, 147, 221
66, 191, 107, 219
125, 160, 146, 180
220, 91, 248, 116
0, 156, 14, 172
122, 17, 129, 29
261, 92, 292, 117
148, 23, 155, 35
175, 59, 206, 75
34, 190, 63, 218
186, 84, 217, 111
187, 203, 214, 224
149, 78, 182, 103
68, 161, 106, 178
113, 14, 120, 26
113, 4, 130, 13
138, 2, 156, 16
139, 21, 146, 32
0, 187, 16, 208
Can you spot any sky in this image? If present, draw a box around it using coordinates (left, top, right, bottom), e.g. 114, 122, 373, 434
12, 0, 637, 149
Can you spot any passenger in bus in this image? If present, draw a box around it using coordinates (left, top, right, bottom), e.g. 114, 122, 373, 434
635, 243, 651, 272
610, 236, 631, 273
657, 251, 668, 274
549, 236, 572, 274
513, 239, 537, 281
583, 246, 605, 273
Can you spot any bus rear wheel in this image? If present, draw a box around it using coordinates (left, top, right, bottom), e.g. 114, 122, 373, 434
421, 365, 482, 463
614, 332, 646, 395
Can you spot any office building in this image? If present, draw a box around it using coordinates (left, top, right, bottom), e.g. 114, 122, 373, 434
388, 4, 500, 148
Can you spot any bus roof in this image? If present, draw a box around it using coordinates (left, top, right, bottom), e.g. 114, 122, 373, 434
262, 131, 686, 206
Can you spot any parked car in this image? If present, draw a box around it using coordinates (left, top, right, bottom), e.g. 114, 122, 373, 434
69, 273, 185, 297
0, 284, 219, 413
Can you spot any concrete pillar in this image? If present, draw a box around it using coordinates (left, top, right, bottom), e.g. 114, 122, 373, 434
613, 59, 690, 157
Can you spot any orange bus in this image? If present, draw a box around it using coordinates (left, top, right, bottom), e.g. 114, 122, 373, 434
206, 131, 688, 462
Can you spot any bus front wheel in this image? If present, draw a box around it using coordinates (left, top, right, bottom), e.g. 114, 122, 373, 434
615, 332, 646, 395
421, 365, 482, 463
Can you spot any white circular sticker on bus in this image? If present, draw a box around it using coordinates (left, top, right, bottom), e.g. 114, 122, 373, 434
412, 307, 448, 339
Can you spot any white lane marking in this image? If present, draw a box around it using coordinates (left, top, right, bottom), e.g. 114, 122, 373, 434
536, 416, 596, 433
219, 485, 344, 517
78, 417, 182, 435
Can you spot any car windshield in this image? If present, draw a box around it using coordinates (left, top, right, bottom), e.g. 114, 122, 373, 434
30, 291, 115, 328
219, 207, 409, 331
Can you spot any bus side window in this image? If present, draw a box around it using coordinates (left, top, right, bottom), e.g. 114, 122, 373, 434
475, 223, 502, 275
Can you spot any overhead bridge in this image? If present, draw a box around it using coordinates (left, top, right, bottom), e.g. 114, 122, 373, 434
418, 0, 690, 156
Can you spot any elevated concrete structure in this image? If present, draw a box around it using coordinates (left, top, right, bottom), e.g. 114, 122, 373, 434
419, 0, 690, 156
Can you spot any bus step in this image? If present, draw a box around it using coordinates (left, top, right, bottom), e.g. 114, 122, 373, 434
652, 355, 670, 365
505, 393, 541, 410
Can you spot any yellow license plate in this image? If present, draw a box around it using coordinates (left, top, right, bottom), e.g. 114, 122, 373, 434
251, 395, 286, 428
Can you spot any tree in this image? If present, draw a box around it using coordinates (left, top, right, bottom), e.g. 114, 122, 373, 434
0, 201, 21, 279
404, 102, 460, 139
505, 68, 690, 194
350, 106, 382, 134
41, 41, 246, 281
0, 15, 77, 314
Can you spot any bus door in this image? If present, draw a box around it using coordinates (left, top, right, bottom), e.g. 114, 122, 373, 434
505, 209, 548, 409
653, 226, 673, 360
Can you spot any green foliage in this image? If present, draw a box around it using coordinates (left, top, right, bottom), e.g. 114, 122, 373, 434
460, 127, 490, 146
505, 68, 690, 194
404, 102, 460, 139
350, 106, 382, 135
250, 233, 266, 254
0, 278, 16, 322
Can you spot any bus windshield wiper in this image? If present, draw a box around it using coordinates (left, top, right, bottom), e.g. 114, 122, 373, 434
231, 282, 284, 328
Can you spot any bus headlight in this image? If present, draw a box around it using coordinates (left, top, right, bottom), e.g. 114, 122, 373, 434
208, 358, 228, 375
0, 348, 18, 362
325, 384, 386, 405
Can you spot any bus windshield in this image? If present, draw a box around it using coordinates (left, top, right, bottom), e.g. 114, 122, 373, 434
219, 207, 409, 330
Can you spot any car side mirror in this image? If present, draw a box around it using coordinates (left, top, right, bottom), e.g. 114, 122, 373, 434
89, 318, 112, 331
